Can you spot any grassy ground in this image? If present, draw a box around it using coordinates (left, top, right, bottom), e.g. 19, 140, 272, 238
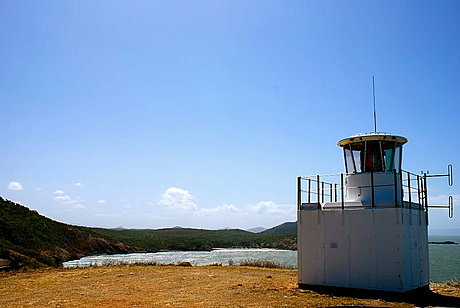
1, 265, 459, 307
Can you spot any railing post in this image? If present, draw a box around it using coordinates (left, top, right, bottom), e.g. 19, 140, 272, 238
420, 175, 425, 208
329, 183, 333, 202
393, 170, 398, 207
370, 171, 375, 207
417, 175, 421, 209
297, 176, 301, 211
321, 181, 324, 203
316, 175, 320, 208
307, 179, 311, 203
334, 183, 337, 202
407, 172, 412, 209
399, 171, 404, 207
340, 173, 344, 210
424, 173, 429, 225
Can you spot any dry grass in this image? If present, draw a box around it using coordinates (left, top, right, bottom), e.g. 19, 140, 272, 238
445, 279, 460, 288
1, 265, 459, 307
238, 259, 287, 269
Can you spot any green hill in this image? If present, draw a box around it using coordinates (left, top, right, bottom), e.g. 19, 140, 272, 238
0, 197, 297, 269
261, 222, 297, 235
0, 197, 141, 268
89, 226, 296, 252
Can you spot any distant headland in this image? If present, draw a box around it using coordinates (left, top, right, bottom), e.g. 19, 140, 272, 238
429, 241, 459, 245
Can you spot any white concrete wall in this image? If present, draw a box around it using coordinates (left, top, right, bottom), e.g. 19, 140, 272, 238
298, 206, 428, 292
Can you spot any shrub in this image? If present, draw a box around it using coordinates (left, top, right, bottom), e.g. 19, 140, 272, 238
238, 259, 286, 269
178, 262, 192, 267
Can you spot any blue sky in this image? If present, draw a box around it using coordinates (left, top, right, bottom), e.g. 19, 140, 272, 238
1, 1, 459, 231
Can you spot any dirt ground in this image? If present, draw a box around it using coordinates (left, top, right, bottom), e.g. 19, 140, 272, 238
1, 265, 459, 307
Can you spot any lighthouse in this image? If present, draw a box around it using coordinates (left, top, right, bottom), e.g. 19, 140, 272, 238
297, 132, 453, 292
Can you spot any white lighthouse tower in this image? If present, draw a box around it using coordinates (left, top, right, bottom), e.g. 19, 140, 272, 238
297, 132, 453, 292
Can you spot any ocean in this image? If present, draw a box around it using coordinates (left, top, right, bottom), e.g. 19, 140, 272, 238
428, 235, 460, 283
64, 236, 460, 283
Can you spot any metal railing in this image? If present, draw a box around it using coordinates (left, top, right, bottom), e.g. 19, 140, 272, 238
297, 173, 347, 210
297, 166, 454, 218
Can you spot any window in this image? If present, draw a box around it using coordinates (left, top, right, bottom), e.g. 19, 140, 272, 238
344, 142, 364, 173
394, 143, 402, 172
363, 141, 383, 172
382, 141, 402, 172
343, 140, 403, 173
344, 144, 355, 173
383, 141, 396, 171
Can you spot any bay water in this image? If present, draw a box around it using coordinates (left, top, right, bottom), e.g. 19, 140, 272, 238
428, 235, 460, 283
64, 236, 460, 283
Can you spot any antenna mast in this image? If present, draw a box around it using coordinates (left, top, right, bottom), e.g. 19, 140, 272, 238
372, 76, 377, 133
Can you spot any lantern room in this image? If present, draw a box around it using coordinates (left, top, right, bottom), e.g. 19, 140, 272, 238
338, 133, 407, 174
337, 133, 408, 205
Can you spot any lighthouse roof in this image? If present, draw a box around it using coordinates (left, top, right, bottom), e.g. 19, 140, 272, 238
337, 132, 408, 147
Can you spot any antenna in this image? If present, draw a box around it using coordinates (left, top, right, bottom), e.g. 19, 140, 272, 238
372, 76, 377, 132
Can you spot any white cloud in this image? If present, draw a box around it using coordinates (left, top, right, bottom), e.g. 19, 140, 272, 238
54, 194, 86, 209
53, 190, 65, 195
197, 204, 240, 216
429, 194, 460, 207
97, 199, 107, 204
7, 181, 23, 191
54, 195, 72, 202
158, 187, 198, 212
154, 187, 295, 228
75, 196, 85, 202
75, 182, 83, 187
94, 213, 122, 218
250, 201, 290, 215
